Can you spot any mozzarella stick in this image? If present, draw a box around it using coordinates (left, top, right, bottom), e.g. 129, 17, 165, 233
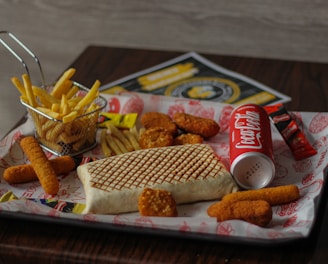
207, 200, 272, 227
222, 185, 300, 206
3, 156, 76, 184
20, 136, 59, 195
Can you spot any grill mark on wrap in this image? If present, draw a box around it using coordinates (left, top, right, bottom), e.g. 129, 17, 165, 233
88, 144, 223, 192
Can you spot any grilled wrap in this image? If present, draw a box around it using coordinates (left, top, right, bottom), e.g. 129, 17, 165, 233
77, 144, 238, 214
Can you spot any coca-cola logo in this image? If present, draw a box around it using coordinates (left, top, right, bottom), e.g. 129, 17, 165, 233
234, 111, 262, 149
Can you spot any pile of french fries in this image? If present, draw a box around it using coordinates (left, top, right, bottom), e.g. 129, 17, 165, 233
11, 68, 103, 155
12, 68, 101, 123
100, 124, 144, 156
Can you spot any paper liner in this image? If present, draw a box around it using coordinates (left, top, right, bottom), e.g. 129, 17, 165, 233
0, 92, 327, 242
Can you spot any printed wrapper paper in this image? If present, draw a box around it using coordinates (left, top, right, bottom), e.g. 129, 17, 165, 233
0, 92, 327, 242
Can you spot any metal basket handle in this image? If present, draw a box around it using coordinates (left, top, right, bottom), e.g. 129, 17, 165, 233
0, 30, 46, 86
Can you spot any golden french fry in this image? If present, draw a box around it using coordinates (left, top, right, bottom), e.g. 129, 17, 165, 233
42, 119, 56, 131
138, 127, 146, 139
59, 132, 80, 144
62, 111, 78, 123
100, 129, 113, 157
39, 137, 63, 153
51, 68, 76, 99
123, 130, 141, 150
36, 107, 61, 119
72, 137, 87, 151
22, 74, 37, 107
11, 77, 26, 97
45, 122, 65, 141
66, 85, 79, 99
106, 124, 134, 152
74, 80, 100, 111
86, 103, 98, 113
32, 86, 60, 107
105, 134, 124, 155
51, 103, 60, 113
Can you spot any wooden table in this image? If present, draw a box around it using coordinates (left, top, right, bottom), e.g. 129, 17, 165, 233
1, 46, 328, 263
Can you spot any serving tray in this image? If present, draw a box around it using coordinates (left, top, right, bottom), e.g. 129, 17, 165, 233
1, 92, 327, 245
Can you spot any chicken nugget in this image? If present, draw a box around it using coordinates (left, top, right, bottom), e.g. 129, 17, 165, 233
207, 200, 272, 227
141, 112, 178, 135
138, 188, 178, 217
173, 112, 220, 138
174, 133, 203, 145
139, 127, 174, 149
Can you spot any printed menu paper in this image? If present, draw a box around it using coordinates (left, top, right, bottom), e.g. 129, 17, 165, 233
100, 52, 291, 106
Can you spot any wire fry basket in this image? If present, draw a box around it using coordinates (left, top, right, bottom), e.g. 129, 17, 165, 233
21, 83, 106, 156
1, 31, 107, 156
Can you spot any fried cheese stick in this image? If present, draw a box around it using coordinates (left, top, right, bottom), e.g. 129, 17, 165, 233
20, 136, 59, 195
222, 185, 300, 206
207, 200, 272, 227
3, 156, 75, 184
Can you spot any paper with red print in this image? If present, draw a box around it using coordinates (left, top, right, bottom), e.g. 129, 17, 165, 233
0, 92, 327, 243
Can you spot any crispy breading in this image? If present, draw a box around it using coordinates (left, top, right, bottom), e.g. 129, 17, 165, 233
138, 188, 178, 217
222, 185, 300, 206
139, 127, 174, 149
3, 156, 75, 184
207, 200, 272, 227
173, 112, 220, 138
141, 112, 178, 135
174, 133, 203, 145
20, 136, 59, 195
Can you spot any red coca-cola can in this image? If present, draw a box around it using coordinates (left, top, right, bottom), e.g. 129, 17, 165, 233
229, 104, 275, 189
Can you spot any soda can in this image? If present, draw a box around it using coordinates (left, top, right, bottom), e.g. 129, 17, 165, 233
229, 104, 275, 189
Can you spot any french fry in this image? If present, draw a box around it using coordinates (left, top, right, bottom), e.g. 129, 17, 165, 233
11, 76, 27, 98
51, 68, 76, 99
45, 122, 65, 141
40, 121, 56, 139
59, 132, 80, 144
62, 111, 78, 123
20, 136, 59, 195
100, 129, 113, 157
72, 137, 87, 151
22, 74, 37, 107
105, 134, 124, 155
74, 80, 100, 111
66, 85, 79, 99
51, 103, 60, 113
107, 124, 134, 152
36, 107, 61, 119
130, 125, 140, 140
32, 86, 60, 107
138, 127, 146, 139
123, 130, 140, 150
39, 138, 63, 153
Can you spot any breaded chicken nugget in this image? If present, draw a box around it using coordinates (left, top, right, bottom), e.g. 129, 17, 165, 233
173, 112, 220, 138
139, 127, 174, 149
174, 133, 203, 145
138, 188, 178, 217
141, 112, 178, 135
207, 200, 272, 227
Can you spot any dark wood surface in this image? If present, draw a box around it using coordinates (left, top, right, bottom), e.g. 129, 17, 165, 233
0, 46, 328, 263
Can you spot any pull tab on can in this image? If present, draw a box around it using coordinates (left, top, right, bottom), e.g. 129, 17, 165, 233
229, 104, 275, 189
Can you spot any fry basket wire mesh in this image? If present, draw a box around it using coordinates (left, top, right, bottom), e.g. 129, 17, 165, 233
0, 31, 107, 156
